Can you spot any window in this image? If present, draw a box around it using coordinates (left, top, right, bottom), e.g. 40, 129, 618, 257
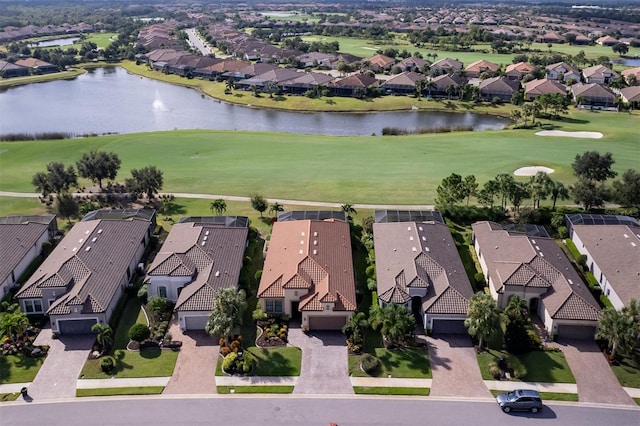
24, 299, 43, 314
265, 299, 283, 314
159, 286, 167, 298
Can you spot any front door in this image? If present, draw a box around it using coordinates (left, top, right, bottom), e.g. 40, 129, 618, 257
291, 301, 301, 321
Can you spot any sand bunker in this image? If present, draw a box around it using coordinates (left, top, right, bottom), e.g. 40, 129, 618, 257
514, 166, 555, 176
535, 130, 603, 139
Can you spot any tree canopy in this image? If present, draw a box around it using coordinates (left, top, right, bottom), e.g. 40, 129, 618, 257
612, 169, 640, 207
464, 292, 502, 348
572, 151, 617, 182
250, 194, 268, 218
56, 191, 79, 224
368, 303, 415, 348
125, 166, 163, 199
32, 161, 78, 196
210, 199, 227, 216
76, 150, 121, 189
206, 288, 247, 342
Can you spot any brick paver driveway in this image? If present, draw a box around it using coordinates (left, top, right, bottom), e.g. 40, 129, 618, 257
424, 333, 490, 398
556, 339, 635, 406
162, 321, 218, 394
22, 327, 94, 400
288, 328, 353, 394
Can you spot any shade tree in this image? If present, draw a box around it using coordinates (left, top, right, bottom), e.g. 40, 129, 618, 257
126, 166, 163, 199
251, 193, 268, 218
76, 150, 121, 189
32, 162, 78, 196
206, 288, 247, 343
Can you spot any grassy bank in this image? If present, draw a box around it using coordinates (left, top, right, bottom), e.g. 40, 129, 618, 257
1, 108, 637, 204
0, 68, 86, 88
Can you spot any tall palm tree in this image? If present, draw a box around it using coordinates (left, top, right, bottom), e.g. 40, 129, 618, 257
550, 180, 570, 211
504, 295, 529, 322
597, 307, 627, 359
0, 310, 30, 342
369, 304, 415, 348
210, 199, 227, 216
225, 78, 235, 93
415, 78, 426, 99
425, 80, 437, 98
464, 292, 502, 348
342, 312, 368, 342
91, 323, 114, 354
269, 201, 284, 216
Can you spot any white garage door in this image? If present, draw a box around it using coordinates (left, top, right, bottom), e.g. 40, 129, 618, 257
184, 315, 209, 331
58, 318, 97, 334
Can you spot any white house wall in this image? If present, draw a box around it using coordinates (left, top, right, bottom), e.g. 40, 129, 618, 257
149, 275, 192, 301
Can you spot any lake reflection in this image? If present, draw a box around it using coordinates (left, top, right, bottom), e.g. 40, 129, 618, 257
0, 67, 509, 136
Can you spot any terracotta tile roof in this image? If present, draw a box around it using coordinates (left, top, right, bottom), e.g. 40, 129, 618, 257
505, 62, 534, 74
431, 58, 463, 71
258, 219, 356, 313
331, 73, 378, 88
472, 221, 600, 321
525, 78, 567, 96
571, 83, 616, 100
465, 59, 499, 73
373, 221, 473, 314
149, 220, 248, 312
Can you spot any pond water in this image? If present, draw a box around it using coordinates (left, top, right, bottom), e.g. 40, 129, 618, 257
0, 67, 509, 136
618, 58, 640, 67
28, 37, 81, 48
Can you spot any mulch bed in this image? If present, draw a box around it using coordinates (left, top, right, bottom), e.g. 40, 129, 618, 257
255, 320, 287, 348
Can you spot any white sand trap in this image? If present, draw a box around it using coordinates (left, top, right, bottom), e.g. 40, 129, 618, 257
514, 166, 555, 176
535, 130, 603, 139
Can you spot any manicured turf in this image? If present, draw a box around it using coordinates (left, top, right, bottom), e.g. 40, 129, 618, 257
215, 346, 302, 377
353, 386, 430, 396
216, 385, 294, 394
477, 349, 576, 383
0, 355, 45, 384
76, 386, 164, 397
0, 68, 85, 88
1, 109, 637, 205
0, 392, 20, 402
611, 357, 640, 389
349, 346, 432, 379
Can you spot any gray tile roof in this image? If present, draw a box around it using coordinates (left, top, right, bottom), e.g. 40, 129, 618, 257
572, 224, 640, 307
373, 221, 473, 314
0, 219, 52, 287
17, 217, 152, 315
472, 221, 600, 321
149, 220, 249, 312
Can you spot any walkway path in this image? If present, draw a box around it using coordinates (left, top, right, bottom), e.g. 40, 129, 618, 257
162, 321, 218, 394
22, 328, 93, 400
288, 329, 353, 394
424, 334, 490, 398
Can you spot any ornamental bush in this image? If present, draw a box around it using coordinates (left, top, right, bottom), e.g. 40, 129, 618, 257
360, 354, 381, 375
100, 356, 116, 373
129, 323, 150, 343
222, 352, 238, 372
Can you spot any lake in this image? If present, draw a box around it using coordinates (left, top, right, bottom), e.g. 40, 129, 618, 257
28, 37, 81, 48
0, 67, 509, 137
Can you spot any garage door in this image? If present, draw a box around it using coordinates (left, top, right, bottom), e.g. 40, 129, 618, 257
58, 318, 97, 334
184, 315, 209, 331
308, 316, 347, 331
557, 325, 596, 340
432, 319, 468, 334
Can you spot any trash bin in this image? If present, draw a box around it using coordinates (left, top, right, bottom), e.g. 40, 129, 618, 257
20, 387, 28, 397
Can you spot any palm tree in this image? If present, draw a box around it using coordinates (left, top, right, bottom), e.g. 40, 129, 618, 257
504, 296, 529, 322
425, 80, 437, 98
91, 323, 114, 354
0, 309, 30, 343
269, 201, 284, 216
550, 180, 570, 211
445, 84, 456, 100
368, 304, 415, 348
464, 292, 502, 348
225, 78, 235, 94
597, 307, 627, 359
415, 78, 426, 99
342, 312, 368, 341
210, 199, 227, 216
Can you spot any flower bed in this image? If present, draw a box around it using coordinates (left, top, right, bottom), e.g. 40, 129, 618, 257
255, 318, 288, 348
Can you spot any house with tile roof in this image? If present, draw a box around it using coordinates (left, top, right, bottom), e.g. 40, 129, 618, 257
505, 62, 535, 80
0, 60, 29, 78
430, 58, 463, 76
373, 216, 474, 334
430, 73, 467, 99
569, 216, 640, 311
472, 221, 600, 340
330, 73, 379, 97
15, 210, 154, 334
479, 76, 521, 102
621, 67, 640, 85
147, 217, 248, 331
0, 215, 57, 297
571, 83, 617, 109
546, 62, 581, 84
596, 35, 619, 46
257, 216, 356, 331
396, 56, 429, 73
14, 58, 58, 74
367, 53, 396, 73
280, 72, 335, 95
582, 64, 619, 85
465, 60, 499, 78
524, 78, 567, 101
380, 71, 422, 95
620, 86, 640, 105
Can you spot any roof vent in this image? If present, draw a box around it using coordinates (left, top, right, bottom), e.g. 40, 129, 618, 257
205, 231, 210, 236
98, 229, 103, 234
422, 236, 426, 241
313, 249, 317, 255
539, 252, 545, 257
409, 236, 414, 241
300, 240, 304, 245
313, 231, 318, 237
419, 226, 423, 231
632, 242, 637, 247
72, 247, 77, 252
412, 247, 417, 252
78, 239, 83, 243
301, 232, 305, 236
215, 271, 220, 277
85, 230, 90, 235
532, 239, 536, 244
299, 249, 303, 255
535, 245, 540, 250
407, 226, 411, 231
568, 279, 573, 284
201, 241, 206, 246
203, 236, 207, 241
92, 237, 97, 242
425, 246, 430, 252
313, 240, 317, 245
624, 233, 629, 238
85, 246, 91, 252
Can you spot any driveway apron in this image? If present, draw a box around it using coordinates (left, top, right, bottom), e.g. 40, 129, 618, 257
162, 321, 218, 394
22, 327, 93, 400
288, 329, 353, 394
423, 334, 490, 398
556, 339, 636, 405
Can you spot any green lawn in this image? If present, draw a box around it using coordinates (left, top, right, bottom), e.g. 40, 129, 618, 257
79, 297, 178, 379
611, 357, 640, 389
216, 346, 302, 376
0, 355, 45, 384
477, 349, 575, 383
349, 345, 431, 379
353, 386, 430, 396
76, 386, 164, 397
2, 109, 637, 205
0, 68, 85, 88
217, 385, 294, 394
0, 392, 20, 402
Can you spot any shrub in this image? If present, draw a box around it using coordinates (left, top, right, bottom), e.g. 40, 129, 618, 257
222, 352, 238, 372
474, 272, 486, 286
129, 323, 150, 343
360, 354, 381, 375
365, 264, 376, 279
219, 338, 226, 346
220, 346, 231, 356
506, 355, 527, 379
100, 356, 116, 373
557, 225, 569, 239
577, 254, 588, 272
488, 360, 501, 379
252, 307, 267, 321
137, 284, 148, 303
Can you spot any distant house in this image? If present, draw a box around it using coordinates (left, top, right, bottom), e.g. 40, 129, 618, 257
465, 60, 499, 78
257, 214, 356, 331
192, 59, 250, 80
15, 209, 155, 334
567, 214, 640, 311
545, 62, 581, 84
236, 67, 302, 90
473, 221, 600, 340
280, 72, 335, 95
571, 83, 617, 109
14, 58, 58, 74
329, 73, 378, 97
537, 31, 564, 44
0, 215, 57, 297
295, 52, 336, 68
222, 62, 277, 81
620, 86, 640, 106
596, 35, 618, 46
582, 64, 619, 84
330, 53, 362, 70
380, 71, 422, 95
621, 67, 640, 85
367, 53, 396, 73
373, 213, 474, 333
147, 217, 248, 331
430, 58, 463, 76
396, 56, 429, 73
524, 78, 567, 101
504, 62, 534, 80
479, 76, 520, 101
0, 60, 29, 78
430, 73, 466, 99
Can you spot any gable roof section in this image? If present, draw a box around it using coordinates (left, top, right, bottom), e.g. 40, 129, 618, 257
546, 62, 580, 76
431, 58, 463, 71
621, 86, 640, 103
505, 62, 534, 74
380, 71, 423, 88
465, 59, 499, 73
373, 221, 473, 314
368, 53, 395, 68
258, 219, 356, 312
582, 64, 619, 80
0, 219, 49, 286
571, 224, 640, 307
331, 73, 378, 89
571, 83, 615, 100
148, 219, 249, 312
525, 78, 567, 96
472, 221, 600, 321
17, 217, 152, 315
479, 76, 520, 92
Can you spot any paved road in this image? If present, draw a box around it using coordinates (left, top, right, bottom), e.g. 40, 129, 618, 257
184, 28, 213, 56
2, 396, 639, 426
